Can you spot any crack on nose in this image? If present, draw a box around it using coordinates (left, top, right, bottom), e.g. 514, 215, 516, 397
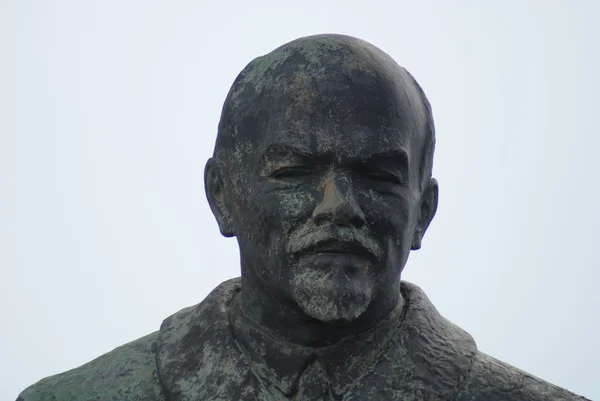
318, 176, 343, 210
313, 173, 365, 228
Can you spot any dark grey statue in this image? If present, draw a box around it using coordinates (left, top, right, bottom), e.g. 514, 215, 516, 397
18, 34, 589, 401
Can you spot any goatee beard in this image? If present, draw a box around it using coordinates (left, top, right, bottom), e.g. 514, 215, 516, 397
290, 259, 372, 323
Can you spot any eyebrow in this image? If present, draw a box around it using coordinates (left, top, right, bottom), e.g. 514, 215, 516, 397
258, 143, 409, 168
361, 149, 409, 169
259, 144, 320, 162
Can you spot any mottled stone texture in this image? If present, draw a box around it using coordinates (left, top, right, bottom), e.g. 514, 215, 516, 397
18, 332, 164, 400
19, 280, 588, 400
18, 34, 590, 400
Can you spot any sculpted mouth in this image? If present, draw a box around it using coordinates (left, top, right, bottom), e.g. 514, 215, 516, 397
297, 239, 376, 260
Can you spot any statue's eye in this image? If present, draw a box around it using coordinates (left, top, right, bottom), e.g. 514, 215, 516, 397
271, 166, 313, 179
366, 171, 403, 185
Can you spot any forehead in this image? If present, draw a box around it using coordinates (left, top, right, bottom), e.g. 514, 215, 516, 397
261, 116, 411, 164
224, 36, 430, 166
256, 75, 427, 164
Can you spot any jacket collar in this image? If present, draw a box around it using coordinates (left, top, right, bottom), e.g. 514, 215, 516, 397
228, 289, 405, 398
156, 278, 477, 401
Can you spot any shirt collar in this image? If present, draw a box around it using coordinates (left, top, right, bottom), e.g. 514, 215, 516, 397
228, 292, 406, 398
156, 279, 478, 401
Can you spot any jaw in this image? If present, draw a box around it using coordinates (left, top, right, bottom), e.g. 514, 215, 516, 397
290, 257, 373, 323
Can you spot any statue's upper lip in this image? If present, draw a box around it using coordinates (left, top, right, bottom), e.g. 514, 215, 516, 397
296, 238, 376, 260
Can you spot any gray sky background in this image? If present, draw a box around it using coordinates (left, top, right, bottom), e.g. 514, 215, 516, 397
1, 1, 599, 399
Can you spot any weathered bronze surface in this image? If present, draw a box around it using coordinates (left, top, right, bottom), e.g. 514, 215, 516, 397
18, 34, 590, 401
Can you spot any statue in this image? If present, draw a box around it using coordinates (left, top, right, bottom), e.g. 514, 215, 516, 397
18, 34, 589, 401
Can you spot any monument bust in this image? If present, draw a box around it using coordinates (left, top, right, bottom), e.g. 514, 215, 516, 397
18, 34, 589, 401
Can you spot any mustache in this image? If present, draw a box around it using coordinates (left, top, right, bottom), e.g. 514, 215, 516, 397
287, 224, 383, 260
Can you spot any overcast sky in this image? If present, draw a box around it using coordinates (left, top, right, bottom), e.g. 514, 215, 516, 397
1, 1, 599, 399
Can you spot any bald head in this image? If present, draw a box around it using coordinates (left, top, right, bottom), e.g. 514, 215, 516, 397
214, 34, 435, 187
206, 35, 440, 325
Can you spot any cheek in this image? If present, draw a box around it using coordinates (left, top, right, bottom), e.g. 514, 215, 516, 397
277, 189, 317, 217
262, 186, 318, 232
360, 190, 412, 231
236, 185, 318, 256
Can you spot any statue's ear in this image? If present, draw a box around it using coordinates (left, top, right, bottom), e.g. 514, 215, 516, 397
411, 178, 439, 250
204, 158, 235, 237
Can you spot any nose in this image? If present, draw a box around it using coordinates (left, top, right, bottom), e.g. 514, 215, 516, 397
312, 172, 366, 228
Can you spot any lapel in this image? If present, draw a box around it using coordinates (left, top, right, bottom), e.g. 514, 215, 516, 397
155, 279, 477, 401
228, 290, 405, 398
155, 279, 257, 401
345, 282, 478, 400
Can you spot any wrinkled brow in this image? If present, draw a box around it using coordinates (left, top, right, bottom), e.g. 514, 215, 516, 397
260, 143, 318, 162
257, 144, 326, 172
362, 149, 410, 169
257, 143, 409, 170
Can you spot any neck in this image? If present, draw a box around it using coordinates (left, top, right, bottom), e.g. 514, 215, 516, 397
237, 271, 403, 347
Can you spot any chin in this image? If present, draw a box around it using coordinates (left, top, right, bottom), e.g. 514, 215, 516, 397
290, 258, 373, 323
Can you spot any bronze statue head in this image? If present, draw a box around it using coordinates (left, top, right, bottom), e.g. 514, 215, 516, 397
205, 34, 438, 334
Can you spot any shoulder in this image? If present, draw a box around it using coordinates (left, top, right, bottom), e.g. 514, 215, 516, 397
456, 351, 590, 401
17, 332, 165, 401
398, 282, 589, 401
156, 278, 249, 400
